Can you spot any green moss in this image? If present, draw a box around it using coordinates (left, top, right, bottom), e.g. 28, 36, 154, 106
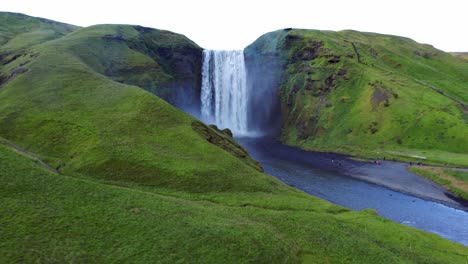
0, 14, 266, 194
246, 29, 468, 167
192, 121, 263, 172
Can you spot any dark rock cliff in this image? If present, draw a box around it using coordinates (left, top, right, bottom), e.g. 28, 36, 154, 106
244, 29, 289, 135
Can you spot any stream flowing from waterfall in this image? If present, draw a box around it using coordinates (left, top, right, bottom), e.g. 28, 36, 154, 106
199, 49, 468, 245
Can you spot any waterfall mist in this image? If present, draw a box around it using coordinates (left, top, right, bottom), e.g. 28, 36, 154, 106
200, 49, 283, 137
245, 57, 283, 136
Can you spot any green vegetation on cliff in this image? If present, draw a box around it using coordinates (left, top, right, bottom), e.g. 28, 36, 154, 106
246, 29, 468, 167
1, 13, 467, 263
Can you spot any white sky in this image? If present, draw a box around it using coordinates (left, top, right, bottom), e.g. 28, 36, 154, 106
1, 0, 467, 51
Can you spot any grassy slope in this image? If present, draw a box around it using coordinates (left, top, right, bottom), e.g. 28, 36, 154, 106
246, 29, 468, 167
409, 166, 468, 200
0, 12, 78, 51
0, 21, 268, 193
1, 14, 467, 262
451, 52, 468, 61
2, 137, 468, 263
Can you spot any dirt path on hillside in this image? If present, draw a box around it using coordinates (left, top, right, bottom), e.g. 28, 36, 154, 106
0, 137, 58, 174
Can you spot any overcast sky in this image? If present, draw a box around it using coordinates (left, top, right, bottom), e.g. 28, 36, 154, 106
2, 0, 467, 51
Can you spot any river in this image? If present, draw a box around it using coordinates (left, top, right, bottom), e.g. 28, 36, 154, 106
238, 137, 468, 246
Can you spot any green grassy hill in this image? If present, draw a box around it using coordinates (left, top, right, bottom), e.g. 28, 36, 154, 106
451, 52, 468, 61
1, 13, 468, 262
0, 12, 79, 52
245, 29, 468, 167
3, 136, 468, 263
0, 16, 261, 193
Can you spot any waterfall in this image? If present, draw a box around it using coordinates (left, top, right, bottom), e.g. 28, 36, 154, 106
201, 50, 249, 136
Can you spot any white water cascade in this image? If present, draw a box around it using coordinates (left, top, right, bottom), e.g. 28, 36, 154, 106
201, 50, 249, 135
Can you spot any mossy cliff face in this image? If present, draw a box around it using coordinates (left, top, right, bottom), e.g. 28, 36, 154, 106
245, 29, 468, 166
